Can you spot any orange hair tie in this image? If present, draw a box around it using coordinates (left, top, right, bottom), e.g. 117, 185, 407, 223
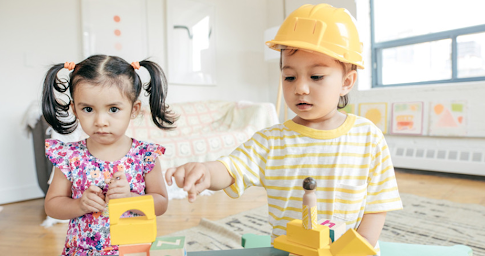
131, 61, 140, 70
64, 62, 76, 71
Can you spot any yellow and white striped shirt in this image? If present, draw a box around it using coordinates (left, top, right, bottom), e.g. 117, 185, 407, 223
218, 114, 403, 243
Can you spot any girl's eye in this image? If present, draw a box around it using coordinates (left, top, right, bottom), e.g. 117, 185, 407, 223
284, 76, 295, 82
109, 107, 119, 113
82, 107, 93, 113
311, 75, 324, 81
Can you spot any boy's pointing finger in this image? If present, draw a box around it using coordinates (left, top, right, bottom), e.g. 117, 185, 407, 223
165, 167, 176, 185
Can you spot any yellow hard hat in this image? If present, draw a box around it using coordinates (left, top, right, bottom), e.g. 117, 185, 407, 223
266, 4, 364, 69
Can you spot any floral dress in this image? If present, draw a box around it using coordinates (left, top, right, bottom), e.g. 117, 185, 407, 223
45, 138, 165, 256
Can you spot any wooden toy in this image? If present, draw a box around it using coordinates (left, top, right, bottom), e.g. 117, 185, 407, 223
275, 234, 332, 256
150, 236, 186, 256
119, 243, 151, 256
287, 219, 330, 249
274, 176, 377, 256
302, 177, 318, 230
330, 229, 376, 256
318, 219, 346, 243
275, 226, 377, 256
109, 195, 157, 245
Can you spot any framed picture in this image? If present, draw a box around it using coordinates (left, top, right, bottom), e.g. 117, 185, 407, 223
390, 102, 424, 135
429, 101, 467, 136
81, 0, 148, 62
166, 0, 217, 85
358, 102, 388, 133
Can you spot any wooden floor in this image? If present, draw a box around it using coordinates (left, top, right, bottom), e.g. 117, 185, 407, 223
1, 168, 485, 255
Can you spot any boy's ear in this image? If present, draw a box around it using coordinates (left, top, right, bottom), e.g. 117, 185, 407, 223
341, 70, 357, 96
131, 100, 142, 119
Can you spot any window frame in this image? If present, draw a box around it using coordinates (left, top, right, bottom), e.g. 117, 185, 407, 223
370, 0, 485, 88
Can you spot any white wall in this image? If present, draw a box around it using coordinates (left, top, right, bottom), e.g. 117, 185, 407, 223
353, 1, 485, 175
160, 0, 270, 104
0, 0, 271, 204
354, 1, 485, 136
0, 0, 83, 205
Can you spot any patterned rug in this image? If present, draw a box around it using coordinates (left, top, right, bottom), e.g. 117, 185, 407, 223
168, 193, 485, 255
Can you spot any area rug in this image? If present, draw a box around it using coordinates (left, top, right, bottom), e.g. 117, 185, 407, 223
168, 193, 485, 255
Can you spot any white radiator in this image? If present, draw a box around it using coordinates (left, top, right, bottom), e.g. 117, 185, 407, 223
386, 135, 485, 176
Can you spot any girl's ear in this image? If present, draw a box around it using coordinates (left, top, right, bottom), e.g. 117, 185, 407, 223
131, 100, 142, 119
340, 70, 357, 96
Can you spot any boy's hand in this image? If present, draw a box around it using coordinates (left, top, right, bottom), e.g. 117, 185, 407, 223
79, 185, 106, 214
105, 171, 131, 203
165, 162, 211, 203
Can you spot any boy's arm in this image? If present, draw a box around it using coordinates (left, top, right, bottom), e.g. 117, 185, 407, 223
165, 161, 234, 203
45, 168, 106, 219
356, 212, 387, 247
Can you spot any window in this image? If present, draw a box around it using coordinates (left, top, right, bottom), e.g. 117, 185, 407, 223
370, 0, 485, 87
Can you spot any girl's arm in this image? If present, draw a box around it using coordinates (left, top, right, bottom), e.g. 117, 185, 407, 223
45, 168, 106, 219
141, 159, 169, 216
356, 212, 387, 247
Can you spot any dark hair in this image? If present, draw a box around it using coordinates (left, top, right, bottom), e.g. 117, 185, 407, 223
279, 49, 356, 110
42, 55, 176, 134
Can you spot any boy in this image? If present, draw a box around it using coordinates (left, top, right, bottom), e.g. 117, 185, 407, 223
165, 4, 402, 253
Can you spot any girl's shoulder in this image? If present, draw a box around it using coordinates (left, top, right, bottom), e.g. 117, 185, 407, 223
130, 138, 166, 156
45, 139, 86, 153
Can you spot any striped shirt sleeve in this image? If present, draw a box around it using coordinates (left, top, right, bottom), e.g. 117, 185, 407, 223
218, 131, 269, 198
365, 136, 403, 213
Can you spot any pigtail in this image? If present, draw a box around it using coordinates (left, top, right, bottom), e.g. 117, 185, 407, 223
139, 60, 177, 129
41, 64, 77, 134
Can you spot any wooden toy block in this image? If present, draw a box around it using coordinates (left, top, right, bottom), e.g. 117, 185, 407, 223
241, 234, 271, 248
318, 219, 346, 242
329, 229, 377, 256
274, 235, 332, 256
119, 243, 151, 256
150, 236, 186, 256
286, 219, 330, 249
109, 195, 157, 245
302, 177, 318, 230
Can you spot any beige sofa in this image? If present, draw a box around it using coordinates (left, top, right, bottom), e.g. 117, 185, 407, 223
125, 100, 278, 199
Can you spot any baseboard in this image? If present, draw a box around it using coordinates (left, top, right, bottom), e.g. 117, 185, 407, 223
0, 184, 45, 205
387, 135, 485, 176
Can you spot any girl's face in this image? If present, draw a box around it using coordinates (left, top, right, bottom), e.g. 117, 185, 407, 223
72, 83, 140, 146
281, 50, 356, 125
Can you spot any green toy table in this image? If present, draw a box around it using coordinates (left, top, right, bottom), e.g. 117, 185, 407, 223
188, 247, 288, 256
380, 241, 473, 256
234, 234, 474, 256
187, 243, 473, 256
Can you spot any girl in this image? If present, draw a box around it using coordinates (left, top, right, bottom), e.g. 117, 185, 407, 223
43, 55, 175, 255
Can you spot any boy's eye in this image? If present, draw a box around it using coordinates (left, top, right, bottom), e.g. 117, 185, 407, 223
311, 75, 324, 81
82, 107, 93, 113
284, 76, 295, 82
109, 107, 119, 113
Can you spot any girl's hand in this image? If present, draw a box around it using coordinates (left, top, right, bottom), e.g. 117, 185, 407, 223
106, 171, 131, 203
165, 162, 211, 203
79, 185, 106, 214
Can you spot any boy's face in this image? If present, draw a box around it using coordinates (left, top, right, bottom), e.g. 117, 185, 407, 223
281, 49, 355, 123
